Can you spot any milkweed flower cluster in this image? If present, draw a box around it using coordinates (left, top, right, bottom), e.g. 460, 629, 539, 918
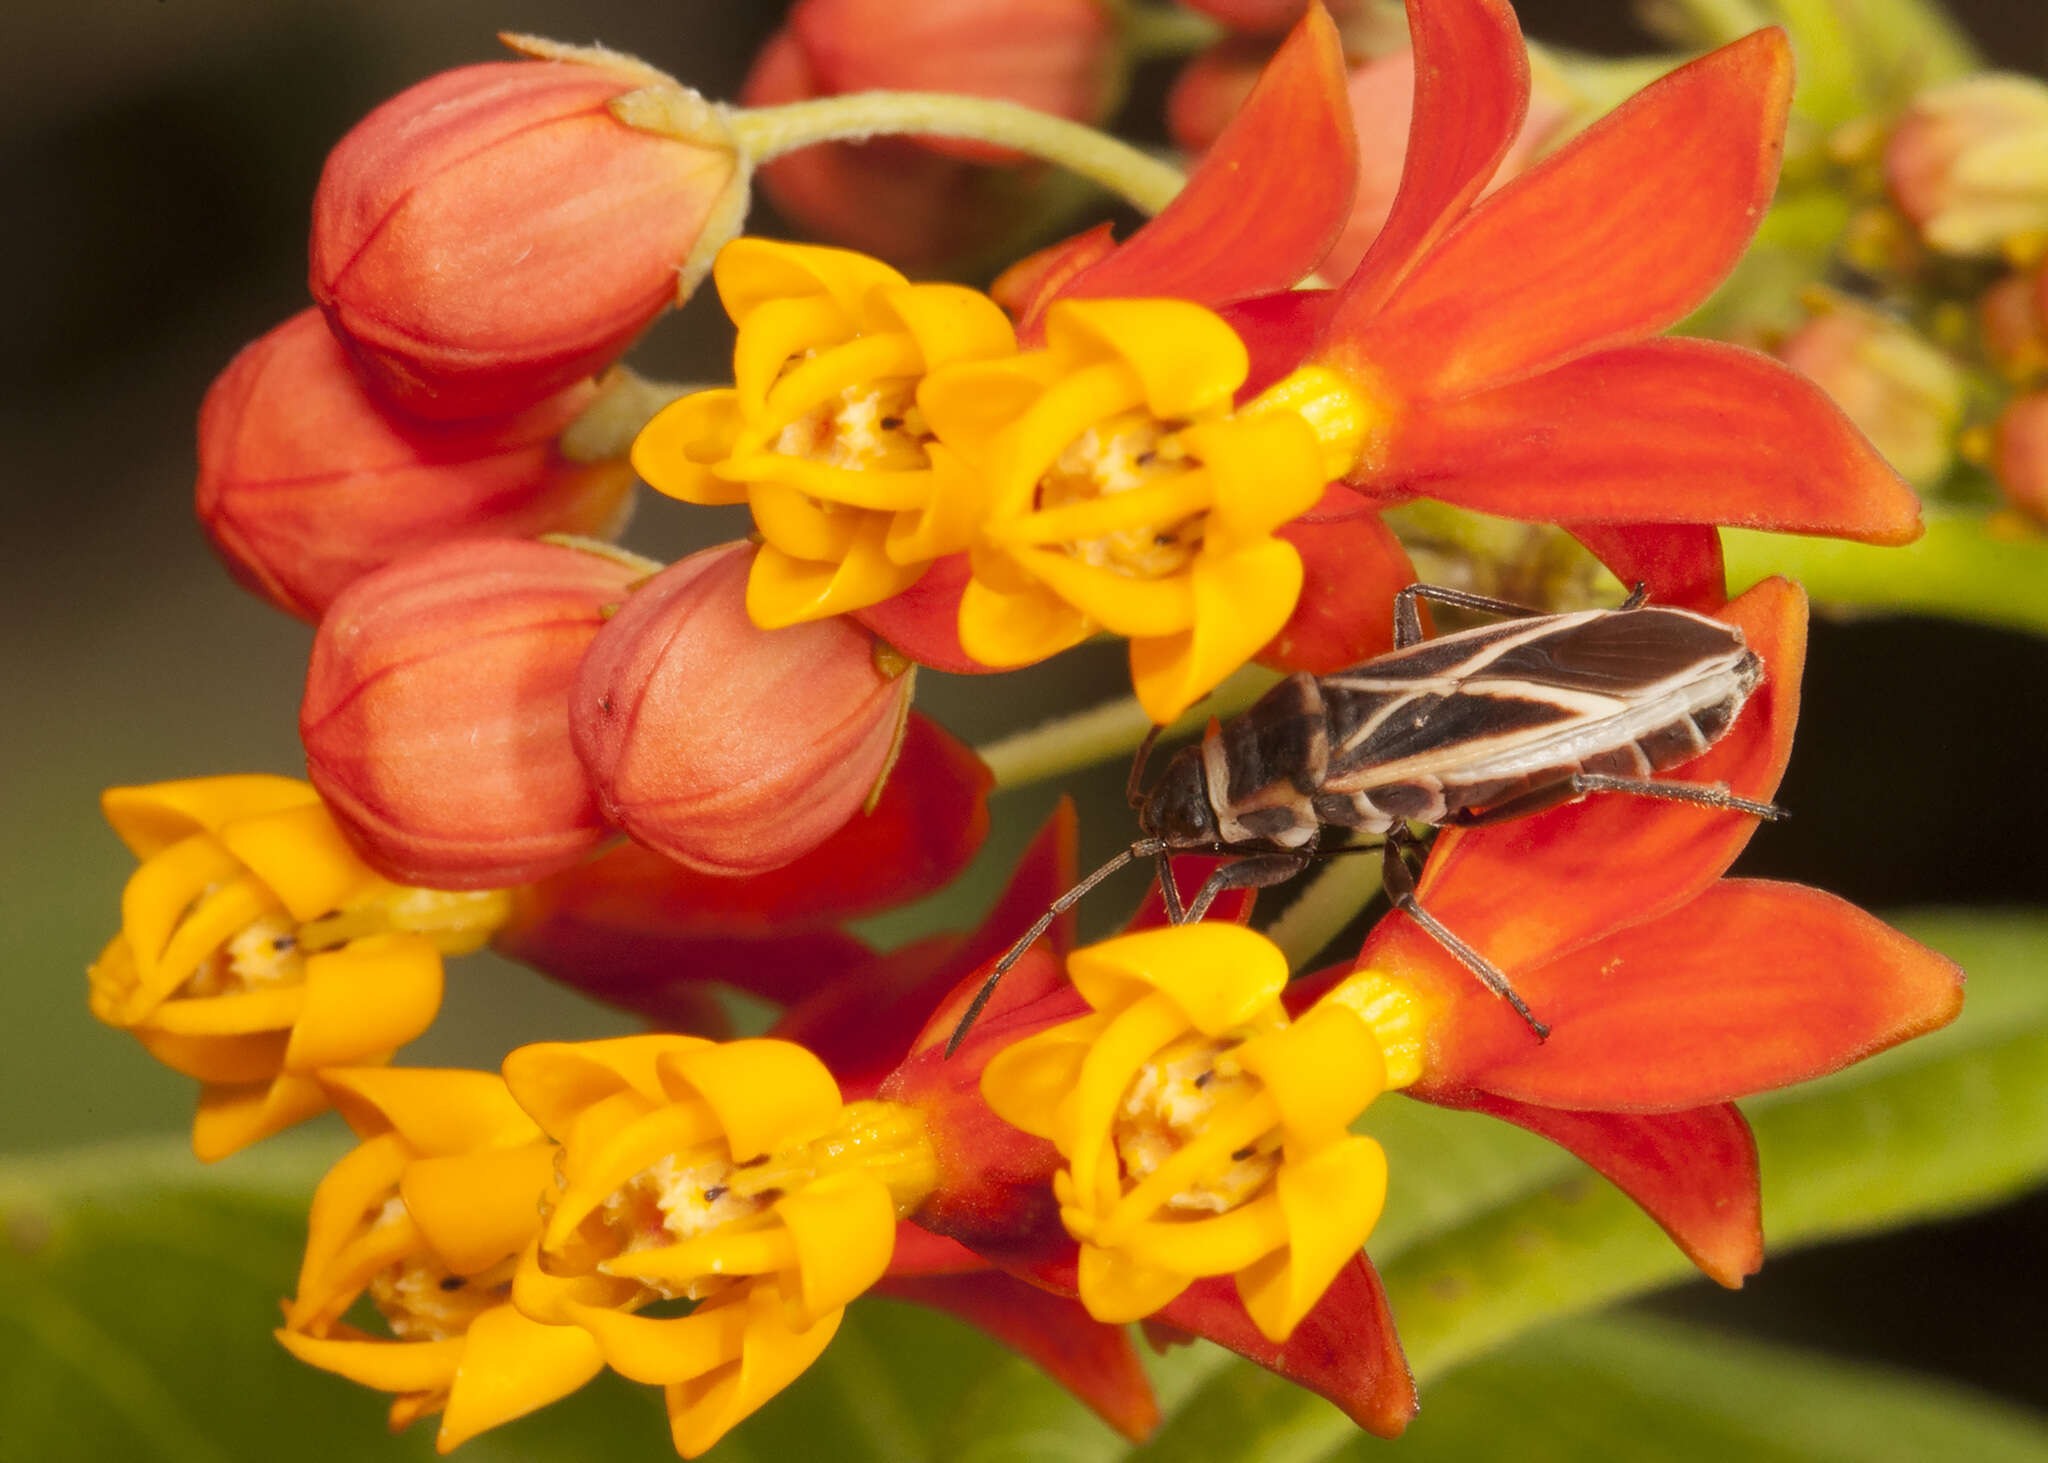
84, 0, 1970, 1454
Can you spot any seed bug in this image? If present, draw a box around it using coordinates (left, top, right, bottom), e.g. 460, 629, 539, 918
945, 582, 1785, 1054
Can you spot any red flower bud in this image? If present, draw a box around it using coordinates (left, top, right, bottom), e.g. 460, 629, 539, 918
572, 541, 915, 876
311, 57, 739, 420
1993, 390, 2048, 523
302, 538, 644, 887
196, 309, 636, 619
741, 0, 1118, 269
1776, 297, 1965, 488
1981, 268, 2048, 382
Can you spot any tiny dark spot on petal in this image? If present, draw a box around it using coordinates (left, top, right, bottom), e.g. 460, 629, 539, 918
438, 1275, 466, 1292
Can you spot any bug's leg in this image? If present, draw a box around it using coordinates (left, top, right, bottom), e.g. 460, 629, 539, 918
1620, 580, 1650, 611
1394, 582, 1556, 647
1568, 772, 1788, 821
1182, 852, 1315, 925
1128, 725, 1164, 809
1380, 832, 1550, 1040
1157, 848, 1187, 924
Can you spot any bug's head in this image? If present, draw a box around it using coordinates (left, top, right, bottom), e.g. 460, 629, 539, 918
1137, 745, 1217, 849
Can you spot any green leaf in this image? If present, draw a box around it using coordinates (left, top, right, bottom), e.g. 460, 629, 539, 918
1363, 1314, 2048, 1463
0, 1135, 1025, 1463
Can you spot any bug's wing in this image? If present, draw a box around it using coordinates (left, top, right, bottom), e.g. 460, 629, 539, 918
1322, 609, 1753, 789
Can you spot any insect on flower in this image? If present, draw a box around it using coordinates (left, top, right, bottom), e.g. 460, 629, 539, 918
949, 583, 1786, 1052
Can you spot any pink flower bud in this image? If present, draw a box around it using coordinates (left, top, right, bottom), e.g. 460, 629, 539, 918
1884, 74, 2048, 257
1993, 391, 2048, 523
741, 0, 1117, 269
311, 58, 739, 420
1981, 268, 2048, 382
572, 541, 914, 877
1777, 298, 1965, 488
196, 309, 636, 620
302, 538, 645, 888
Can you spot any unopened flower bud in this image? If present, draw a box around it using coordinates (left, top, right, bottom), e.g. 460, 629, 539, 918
572, 541, 914, 876
1884, 74, 2048, 258
303, 538, 648, 888
311, 54, 740, 420
740, 0, 1119, 269
196, 310, 637, 619
1777, 296, 1966, 487
1981, 267, 2048, 383
1992, 391, 2048, 523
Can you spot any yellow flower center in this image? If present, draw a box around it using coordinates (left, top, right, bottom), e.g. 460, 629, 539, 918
771, 375, 932, 474
1113, 1037, 1277, 1215
369, 1240, 515, 1343
1038, 415, 1205, 579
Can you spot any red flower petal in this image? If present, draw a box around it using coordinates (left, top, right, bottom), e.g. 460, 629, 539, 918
854, 555, 997, 674
1414, 1088, 1761, 1287
991, 222, 1118, 334
1219, 288, 1338, 397
1373, 340, 1925, 545
877, 1271, 1161, 1439
1048, 4, 1354, 311
1153, 1259, 1416, 1437
1321, 0, 1529, 328
1569, 524, 1727, 614
1261, 490, 1412, 674
495, 713, 990, 1010
1418, 880, 1965, 1111
779, 800, 1081, 1089
1399, 575, 1806, 972
1341, 29, 1793, 402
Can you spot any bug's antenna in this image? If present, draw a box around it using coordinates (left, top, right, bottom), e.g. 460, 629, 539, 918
944, 839, 1164, 1058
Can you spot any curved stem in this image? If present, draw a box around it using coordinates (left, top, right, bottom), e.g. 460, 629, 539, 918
727, 93, 1186, 215
1721, 515, 2048, 637
976, 664, 1280, 791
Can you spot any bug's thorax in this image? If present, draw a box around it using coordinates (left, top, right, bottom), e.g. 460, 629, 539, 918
1198, 672, 1331, 850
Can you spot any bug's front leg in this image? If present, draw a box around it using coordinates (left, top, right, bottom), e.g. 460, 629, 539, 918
1392, 582, 1557, 648
1181, 851, 1316, 925
1380, 830, 1550, 1040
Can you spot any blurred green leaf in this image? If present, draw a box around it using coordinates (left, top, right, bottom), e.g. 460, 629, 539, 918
1724, 518, 2048, 641
1370, 1314, 2048, 1463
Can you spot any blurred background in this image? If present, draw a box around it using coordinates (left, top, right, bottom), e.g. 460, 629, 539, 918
3, 0, 2044, 1439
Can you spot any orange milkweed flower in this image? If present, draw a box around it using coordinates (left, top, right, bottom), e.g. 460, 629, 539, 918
87, 776, 506, 1159
275, 1067, 604, 1450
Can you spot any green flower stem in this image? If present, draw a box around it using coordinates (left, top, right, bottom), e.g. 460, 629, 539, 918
1116, 2, 1225, 60
1266, 851, 1385, 970
975, 664, 1280, 791
1723, 515, 2048, 637
726, 93, 1185, 216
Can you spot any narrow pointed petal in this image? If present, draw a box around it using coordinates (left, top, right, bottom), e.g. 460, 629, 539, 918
1418, 880, 1965, 1111
1398, 576, 1805, 971
877, 1272, 1160, 1439
1154, 1259, 1416, 1437
1376, 341, 1924, 545
1414, 1088, 1761, 1287
1569, 523, 1726, 614
1321, 0, 1529, 328
1261, 491, 1412, 673
777, 800, 1080, 1085
1343, 30, 1794, 402
1048, 5, 1354, 312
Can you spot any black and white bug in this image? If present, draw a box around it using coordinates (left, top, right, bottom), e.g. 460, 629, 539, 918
946, 582, 1785, 1054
